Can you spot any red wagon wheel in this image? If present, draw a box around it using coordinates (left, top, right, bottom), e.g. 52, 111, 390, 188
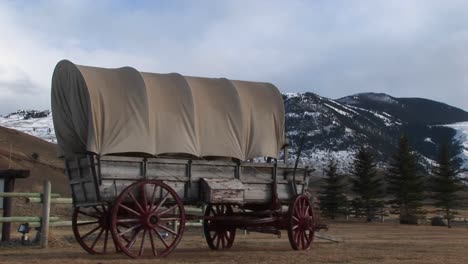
203, 204, 236, 250
72, 204, 118, 254
287, 194, 315, 250
110, 180, 185, 258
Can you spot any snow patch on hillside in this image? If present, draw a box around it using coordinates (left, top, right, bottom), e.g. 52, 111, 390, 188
324, 103, 351, 117
0, 111, 56, 143
445, 122, 468, 170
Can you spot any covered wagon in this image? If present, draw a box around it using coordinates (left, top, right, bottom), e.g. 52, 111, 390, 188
51, 60, 319, 258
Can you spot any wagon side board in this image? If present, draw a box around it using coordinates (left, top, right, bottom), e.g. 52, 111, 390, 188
66, 155, 310, 207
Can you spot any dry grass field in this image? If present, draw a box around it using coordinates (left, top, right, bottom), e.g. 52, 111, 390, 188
1, 221, 468, 264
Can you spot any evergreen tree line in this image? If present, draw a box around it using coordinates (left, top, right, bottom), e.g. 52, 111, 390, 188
319, 134, 464, 227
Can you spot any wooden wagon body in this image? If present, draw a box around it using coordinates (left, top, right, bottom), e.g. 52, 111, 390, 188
66, 155, 309, 207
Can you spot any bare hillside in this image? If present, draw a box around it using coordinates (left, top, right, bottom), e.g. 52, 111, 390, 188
0, 126, 68, 196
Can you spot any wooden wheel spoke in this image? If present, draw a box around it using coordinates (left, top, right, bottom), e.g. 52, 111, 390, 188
128, 192, 146, 214
126, 228, 141, 250
294, 229, 300, 244
304, 205, 310, 217
157, 224, 177, 235
297, 230, 304, 249
119, 204, 141, 217
81, 225, 101, 240
216, 232, 221, 248
148, 228, 157, 256
153, 228, 170, 249
119, 224, 141, 237
117, 218, 140, 224
103, 229, 109, 253
149, 185, 158, 211
209, 206, 216, 216
90, 227, 105, 249
77, 220, 100, 226
301, 231, 307, 249
152, 191, 170, 214
221, 232, 226, 248
141, 184, 148, 211
138, 229, 146, 256
158, 204, 178, 216
93, 206, 103, 214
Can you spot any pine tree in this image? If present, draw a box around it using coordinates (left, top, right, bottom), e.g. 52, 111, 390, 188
386, 135, 425, 223
319, 159, 347, 219
431, 141, 463, 228
350, 146, 384, 222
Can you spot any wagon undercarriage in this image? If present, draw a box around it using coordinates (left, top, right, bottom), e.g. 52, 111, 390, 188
66, 155, 321, 258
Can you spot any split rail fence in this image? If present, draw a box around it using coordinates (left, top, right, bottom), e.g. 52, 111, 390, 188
0, 180, 206, 248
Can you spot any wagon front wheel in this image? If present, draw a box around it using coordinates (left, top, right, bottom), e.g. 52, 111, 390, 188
287, 194, 315, 250
110, 180, 186, 258
203, 204, 236, 250
72, 205, 118, 254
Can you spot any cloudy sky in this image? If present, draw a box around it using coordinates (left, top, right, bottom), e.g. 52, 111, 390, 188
1, 0, 468, 114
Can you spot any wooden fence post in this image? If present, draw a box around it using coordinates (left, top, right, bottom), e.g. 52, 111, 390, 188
40, 180, 51, 248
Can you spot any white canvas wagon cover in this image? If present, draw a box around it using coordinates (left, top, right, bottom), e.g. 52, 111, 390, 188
51, 60, 285, 160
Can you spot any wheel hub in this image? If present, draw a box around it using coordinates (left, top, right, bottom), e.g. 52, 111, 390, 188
143, 213, 159, 228
149, 215, 159, 225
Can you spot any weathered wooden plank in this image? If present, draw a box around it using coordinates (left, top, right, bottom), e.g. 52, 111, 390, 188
100, 156, 145, 162
243, 183, 269, 202
26, 197, 72, 204
146, 163, 187, 179
100, 160, 143, 179
0, 192, 60, 198
192, 159, 237, 166
200, 178, 245, 203
191, 165, 236, 179
28, 220, 86, 228
147, 157, 190, 165
0, 216, 59, 223
240, 166, 273, 181
40, 180, 51, 248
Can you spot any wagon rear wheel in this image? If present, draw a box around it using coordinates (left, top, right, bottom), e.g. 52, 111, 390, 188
203, 204, 236, 250
287, 195, 315, 250
72, 205, 118, 254
110, 180, 185, 258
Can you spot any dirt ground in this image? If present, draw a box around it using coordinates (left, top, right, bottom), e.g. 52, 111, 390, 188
1, 221, 467, 264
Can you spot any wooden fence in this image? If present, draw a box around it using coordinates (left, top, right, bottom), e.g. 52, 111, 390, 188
0, 180, 207, 248
0, 180, 71, 247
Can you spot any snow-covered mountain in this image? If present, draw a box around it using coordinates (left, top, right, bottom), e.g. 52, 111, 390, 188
2, 93, 468, 174
285, 92, 468, 173
444, 122, 468, 170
